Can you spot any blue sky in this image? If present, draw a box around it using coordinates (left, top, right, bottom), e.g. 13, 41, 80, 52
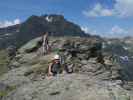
0, 0, 133, 38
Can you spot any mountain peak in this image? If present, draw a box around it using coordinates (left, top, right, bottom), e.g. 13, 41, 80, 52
0, 14, 89, 49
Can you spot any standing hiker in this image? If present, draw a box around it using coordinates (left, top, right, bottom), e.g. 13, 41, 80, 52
42, 32, 50, 55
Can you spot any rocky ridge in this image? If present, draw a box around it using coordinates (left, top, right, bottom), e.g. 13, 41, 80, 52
0, 36, 133, 100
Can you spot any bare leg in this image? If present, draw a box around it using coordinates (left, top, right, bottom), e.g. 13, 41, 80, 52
46, 44, 50, 53
42, 45, 46, 55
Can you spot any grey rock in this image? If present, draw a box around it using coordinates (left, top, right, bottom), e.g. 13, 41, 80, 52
6, 45, 17, 60
2, 74, 132, 100
0, 83, 9, 92
18, 37, 42, 54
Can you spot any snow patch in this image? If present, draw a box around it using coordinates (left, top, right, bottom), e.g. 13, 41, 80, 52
5, 33, 11, 36
120, 56, 129, 61
45, 16, 53, 22
123, 46, 128, 50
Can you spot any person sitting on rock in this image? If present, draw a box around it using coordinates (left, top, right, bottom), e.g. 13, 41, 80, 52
48, 54, 62, 76
42, 32, 50, 55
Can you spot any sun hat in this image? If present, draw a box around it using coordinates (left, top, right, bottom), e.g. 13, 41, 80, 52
53, 54, 60, 60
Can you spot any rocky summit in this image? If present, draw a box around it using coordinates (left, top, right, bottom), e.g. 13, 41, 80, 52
0, 36, 133, 100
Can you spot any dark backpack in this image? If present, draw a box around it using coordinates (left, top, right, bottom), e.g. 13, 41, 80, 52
51, 62, 61, 74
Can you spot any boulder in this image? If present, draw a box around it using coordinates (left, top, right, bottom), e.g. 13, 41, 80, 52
18, 37, 42, 53
6, 45, 17, 60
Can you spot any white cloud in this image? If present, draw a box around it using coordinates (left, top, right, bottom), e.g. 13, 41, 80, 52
0, 19, 21, 28
83, 0, 133, 18
81, 26, 133, 38
110, 25, 126, 34
114, 0, 133, 17
103, 25, 133, 38
83, 3, 113, 17
108, 25, 129, 38
14, 19, 21, 24
81, 26, 99, 35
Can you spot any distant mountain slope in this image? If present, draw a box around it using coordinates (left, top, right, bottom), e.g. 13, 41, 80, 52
103, 37, 133, 81
0, 14, 89, 49
0, 24, 20, 48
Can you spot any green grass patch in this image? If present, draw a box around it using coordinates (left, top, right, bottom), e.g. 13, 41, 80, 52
52, 48, 61, 53
0, 85, 16, 98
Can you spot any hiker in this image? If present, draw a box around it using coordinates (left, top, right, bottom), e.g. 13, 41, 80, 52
48, 54, 62, 76
42, 32, 50, 55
